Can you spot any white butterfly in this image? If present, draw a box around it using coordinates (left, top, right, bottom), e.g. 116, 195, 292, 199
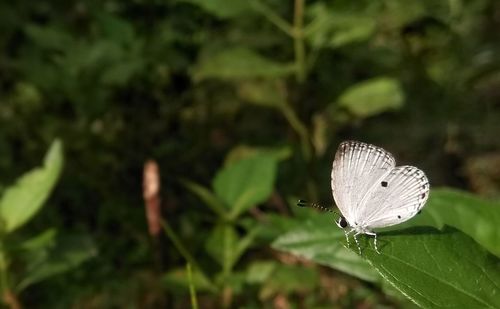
331, 141, 430, 253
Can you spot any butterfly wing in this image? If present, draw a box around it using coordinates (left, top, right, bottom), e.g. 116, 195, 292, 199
358, 165, 430, 229
331, 141, 395, 225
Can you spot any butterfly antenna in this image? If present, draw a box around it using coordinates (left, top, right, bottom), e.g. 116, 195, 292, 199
297, 199, 339, 216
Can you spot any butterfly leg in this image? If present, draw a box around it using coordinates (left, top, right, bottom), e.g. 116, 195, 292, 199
365, 231, 380, 254
353, 232, 362, 254
344, 229, 354, 248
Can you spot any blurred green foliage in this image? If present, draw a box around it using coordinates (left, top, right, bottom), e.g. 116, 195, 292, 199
0, 0, 500, 307
0, 141, 95, 307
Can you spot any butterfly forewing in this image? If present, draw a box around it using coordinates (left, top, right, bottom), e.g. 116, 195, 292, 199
331, 141, 396, 225
359, 165, 430, 229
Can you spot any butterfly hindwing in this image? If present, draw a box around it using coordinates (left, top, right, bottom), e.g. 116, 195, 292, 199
357, 165, 430, 229
331, 141, 395, 225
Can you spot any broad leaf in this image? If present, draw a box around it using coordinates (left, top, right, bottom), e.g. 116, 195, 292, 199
394, 188, 500, 257
357, 227, 500, 309
193, 47, 295, 81
0, 139, 63, 233
213, 154, 276, 218
272, 214, 380, 283
205, 223, 238, 272
306, 4, 376, 48
337, 77, 404, 118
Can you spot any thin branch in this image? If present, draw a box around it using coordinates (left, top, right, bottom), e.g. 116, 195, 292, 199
250, 0, 294, 37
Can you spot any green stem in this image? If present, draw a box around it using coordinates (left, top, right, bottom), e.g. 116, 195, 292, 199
0, 244, 19, 309
250, 0, 294, 36
186, 263, 199, 309
293, 0, 306, 82
161, 220, 215, 290
0, 243, 8, 295
279, 102, 312, 161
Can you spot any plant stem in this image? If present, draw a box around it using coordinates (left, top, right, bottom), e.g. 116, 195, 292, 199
160, 220, 215, 291
0, 243, 19, 309
250, 0, 294, 36
293, 0, 306, 82
186, 263, 199, 309
0, 250, 7, 297
279, 102, 312, 161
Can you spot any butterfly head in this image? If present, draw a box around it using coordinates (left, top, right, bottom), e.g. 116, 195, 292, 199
335, 216, 348, 229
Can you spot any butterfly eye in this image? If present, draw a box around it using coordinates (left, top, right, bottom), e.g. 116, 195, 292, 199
336, 216, 348, 228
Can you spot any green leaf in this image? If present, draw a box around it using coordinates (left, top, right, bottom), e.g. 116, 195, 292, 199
205, 224, 259, 274
337, 77, 404, 118
205, 223, 238, 272
272, 215, 380, 283
17, 228, 56, 252
259, 264, 319, 300
213, 154, 277, 218
245, 260, 277, 284
193, 47, 295, 81
179, 0, 252, 18
357, 227, 500, 309
16, 234, 97, 292
306, 4, 376, 48
181, 179, 226, 218
0, 139, 64, 233
223, 145, 292, 166
162, 267, 216, 293
236, 79, 285, 107
395, 188, 500, 257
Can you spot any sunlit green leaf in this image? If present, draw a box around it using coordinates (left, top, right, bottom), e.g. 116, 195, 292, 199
337, 77, 404, 118
0, 139, 63, 233
357, 227, 500, 309
393, 188, 500, 257
272, 215, 380, 283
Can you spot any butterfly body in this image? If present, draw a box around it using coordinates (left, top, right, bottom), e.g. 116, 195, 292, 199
331, 141, 430, 253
